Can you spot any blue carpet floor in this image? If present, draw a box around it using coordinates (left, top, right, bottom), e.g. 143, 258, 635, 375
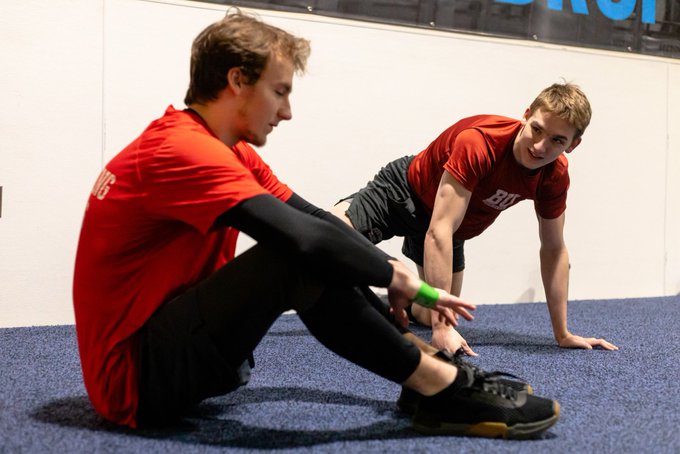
1, 296, 679, 453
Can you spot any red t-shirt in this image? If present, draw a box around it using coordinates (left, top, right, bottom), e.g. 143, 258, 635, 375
408, 115, 569, 240
72, 106, 292, 427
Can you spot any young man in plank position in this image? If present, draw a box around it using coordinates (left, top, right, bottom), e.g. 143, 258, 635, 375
73, 11, 559, 439
332, 82, 618, 355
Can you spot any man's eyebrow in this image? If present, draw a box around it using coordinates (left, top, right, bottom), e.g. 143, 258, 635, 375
531, 120, 568, 141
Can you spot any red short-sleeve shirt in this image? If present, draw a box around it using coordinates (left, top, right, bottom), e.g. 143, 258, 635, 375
72, 106, 292, 427
408, 115, 569, 239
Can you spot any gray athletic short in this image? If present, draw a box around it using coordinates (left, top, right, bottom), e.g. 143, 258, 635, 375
339, 155, 465, 271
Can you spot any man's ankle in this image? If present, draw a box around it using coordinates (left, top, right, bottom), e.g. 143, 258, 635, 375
410, 304, 432, 326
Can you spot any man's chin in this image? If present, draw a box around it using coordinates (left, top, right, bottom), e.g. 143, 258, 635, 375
244, 135, 266, 147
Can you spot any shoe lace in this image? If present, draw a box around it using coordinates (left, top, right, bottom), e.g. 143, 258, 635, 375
480, 376, 518, 400
459, 357, 524, 383
450, 348, 524, 381
443, 349, 524, 400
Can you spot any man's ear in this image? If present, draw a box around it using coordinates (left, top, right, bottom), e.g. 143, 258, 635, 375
226, 67, 243, 93
565, 137, 582, 154
521, 108, 531, 123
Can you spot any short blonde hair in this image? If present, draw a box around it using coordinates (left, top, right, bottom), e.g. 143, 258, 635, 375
185, 10, 311, 105
529, 82, 592, 139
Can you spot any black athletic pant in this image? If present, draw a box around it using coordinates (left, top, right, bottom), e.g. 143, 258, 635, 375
136, 244, 421, 426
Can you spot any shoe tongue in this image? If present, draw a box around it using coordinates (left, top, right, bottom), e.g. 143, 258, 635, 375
452, 363, 476, 389
435, 350, 455, 361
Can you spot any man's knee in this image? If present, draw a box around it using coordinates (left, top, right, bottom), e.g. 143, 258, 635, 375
252, 246, 327, 313
331, 199, 386, 244
329, 200, 354, 227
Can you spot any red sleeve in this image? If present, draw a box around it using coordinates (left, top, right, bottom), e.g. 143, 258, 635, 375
231, 141, 293, 202
443, 128, 493, 191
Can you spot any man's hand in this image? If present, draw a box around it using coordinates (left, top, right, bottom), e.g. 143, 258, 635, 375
388, 284, 475, 329
431, 324, 477, 356
557, 333, 619, 350
387, 260, 475, 329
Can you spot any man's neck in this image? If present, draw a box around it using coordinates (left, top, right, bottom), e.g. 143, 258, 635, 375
187, 103, 238, 146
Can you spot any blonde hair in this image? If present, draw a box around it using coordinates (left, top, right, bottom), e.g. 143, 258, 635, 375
529, 82, 592, 138
184, 10, 311, 105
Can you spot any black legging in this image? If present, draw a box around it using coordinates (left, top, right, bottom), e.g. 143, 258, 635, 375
195, 243, 420, 381
137, 244, 420, 424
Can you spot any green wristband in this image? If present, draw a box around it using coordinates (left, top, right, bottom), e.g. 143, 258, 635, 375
411, 282, 439, 308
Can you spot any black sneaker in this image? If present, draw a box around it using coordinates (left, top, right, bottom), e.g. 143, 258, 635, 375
397, 386, 421, 415
411, 362, 559, 439
397, 349, 533, 415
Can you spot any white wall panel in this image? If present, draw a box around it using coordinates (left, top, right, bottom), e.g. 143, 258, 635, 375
666, 64, 680, 295
0, 0, 104, 327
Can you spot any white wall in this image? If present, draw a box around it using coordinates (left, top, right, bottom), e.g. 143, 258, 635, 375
1, 1, 104, 327
666, 64, 680, 295
1, 0, 678, 327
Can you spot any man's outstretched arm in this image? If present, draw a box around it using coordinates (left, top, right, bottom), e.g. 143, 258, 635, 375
538, 213, 618, 350
421, 171, 475, 353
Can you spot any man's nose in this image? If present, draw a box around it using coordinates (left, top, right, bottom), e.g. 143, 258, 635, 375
533, 137, 550, 155
279, 100, 292, 121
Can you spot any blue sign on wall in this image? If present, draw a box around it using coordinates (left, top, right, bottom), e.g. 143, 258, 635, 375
496, 0, 656, 24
